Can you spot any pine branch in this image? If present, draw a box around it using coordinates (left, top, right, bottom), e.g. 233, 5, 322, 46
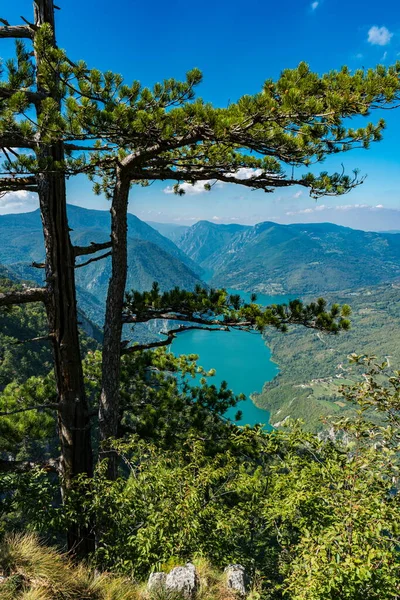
124, 312, 251, 327
0, 403, 58, 416
0, 134, 35, 149
0, 88, 46, 106
122, 325, 229, 354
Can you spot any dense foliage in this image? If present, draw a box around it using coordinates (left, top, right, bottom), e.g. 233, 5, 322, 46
1, 355, 400, 599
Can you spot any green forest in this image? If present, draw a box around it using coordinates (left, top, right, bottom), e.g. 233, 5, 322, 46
1, 1, 400, 599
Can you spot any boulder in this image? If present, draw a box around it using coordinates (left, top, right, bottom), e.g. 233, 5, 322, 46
148, 572, 167, 591
225, 564, 247, 597
165, 562, 199, 599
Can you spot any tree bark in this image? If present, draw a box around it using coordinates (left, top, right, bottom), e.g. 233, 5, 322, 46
99, 171, 130, 480
33, 0, 94, 556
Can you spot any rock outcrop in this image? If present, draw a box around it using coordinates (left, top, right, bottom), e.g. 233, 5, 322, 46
165, 562, 199, 599
148, 572, 167, 591
147, 562, 248, 598
225, 564, 248, 597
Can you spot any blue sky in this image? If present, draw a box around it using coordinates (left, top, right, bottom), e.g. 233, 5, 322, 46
1, 0, 400, 229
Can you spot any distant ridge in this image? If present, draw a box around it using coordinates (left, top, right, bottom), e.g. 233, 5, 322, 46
176, 219, 400, 294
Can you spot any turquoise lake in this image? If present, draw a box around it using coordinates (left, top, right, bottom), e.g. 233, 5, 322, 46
171, 290, 293, 428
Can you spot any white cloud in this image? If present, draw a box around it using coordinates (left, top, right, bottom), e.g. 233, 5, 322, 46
163, 168, 265, 195
163, 180, 213, 195
293, 191, 303, 199
381, 51, 388, 61
368, 26, 393, 46
0, 190, 38, 214
311, 1, 319, 10
225, 167, 264, 180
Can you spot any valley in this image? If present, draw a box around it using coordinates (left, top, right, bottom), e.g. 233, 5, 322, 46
1, 208, 400, 433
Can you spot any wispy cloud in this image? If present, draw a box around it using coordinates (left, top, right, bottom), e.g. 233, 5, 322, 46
367, 25, 393, 46
285, 203, 391, 216
311, 1, 319, 10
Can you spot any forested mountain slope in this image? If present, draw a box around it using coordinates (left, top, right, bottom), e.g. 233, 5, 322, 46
177, 220, 400, 293
255, 282, 400, 431
0, 207, 203, 320
177, 220, 251, 268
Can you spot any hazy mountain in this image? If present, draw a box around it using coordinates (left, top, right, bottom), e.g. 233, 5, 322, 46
0, 206, 203, 322
278, 206, 400, 232
73, 233, 203, 304
146, 222, 190, 243
179, 220, 400, 294
177, 221, 251, 268
0, 205, 200, 273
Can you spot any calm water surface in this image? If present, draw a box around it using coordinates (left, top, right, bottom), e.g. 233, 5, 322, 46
171, 290, 293, 428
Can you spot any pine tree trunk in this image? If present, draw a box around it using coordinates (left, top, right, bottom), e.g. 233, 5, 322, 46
99, 172, 130, 480
34, 0, 94, 556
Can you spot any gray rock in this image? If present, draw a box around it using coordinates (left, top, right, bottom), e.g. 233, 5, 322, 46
225, 564, 248, 597
148, 572, 167, 591
165, 562, 199, 599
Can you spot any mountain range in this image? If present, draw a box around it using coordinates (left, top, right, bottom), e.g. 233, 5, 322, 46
2, 207, 400, 319
175, 220, 400, 294
0, 206, 203, 324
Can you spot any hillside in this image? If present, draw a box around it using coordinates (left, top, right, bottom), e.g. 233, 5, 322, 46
0, 206, 199, 273
0, 206, 203, 320
177, 220, 400, 294
254, 283, 400, 431
74, 235, 205, 304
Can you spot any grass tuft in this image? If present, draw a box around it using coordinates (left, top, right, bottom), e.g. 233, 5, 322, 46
0, 535, 251, 600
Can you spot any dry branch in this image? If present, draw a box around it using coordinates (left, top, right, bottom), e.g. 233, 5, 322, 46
0, 287, 47, 307
0, 458, 59, 473
0, 176, 38, 193
0, 24, 34, 39
75, 251, 112, 269
73, 240, 112, 257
